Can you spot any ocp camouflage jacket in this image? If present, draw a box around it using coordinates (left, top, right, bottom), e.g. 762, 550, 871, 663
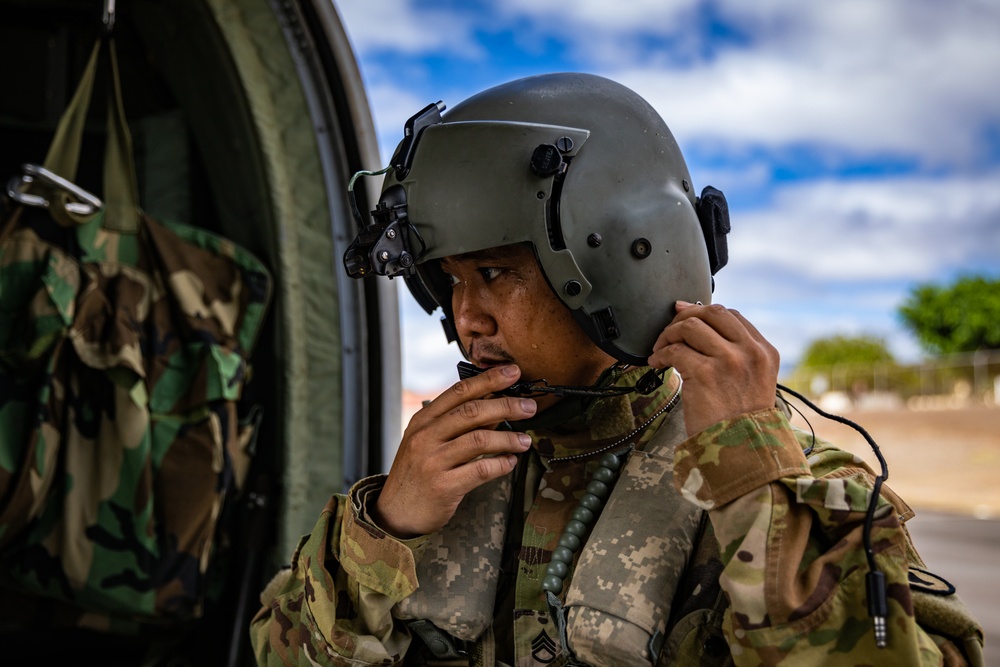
250, 367, 984, 666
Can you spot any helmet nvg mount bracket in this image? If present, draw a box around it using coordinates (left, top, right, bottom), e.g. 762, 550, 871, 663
344, 72, 731, 367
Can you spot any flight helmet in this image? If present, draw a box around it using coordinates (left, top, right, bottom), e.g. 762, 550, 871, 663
345, 72, 730, 366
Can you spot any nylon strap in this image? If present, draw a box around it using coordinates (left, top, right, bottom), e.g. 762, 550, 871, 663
42, 43, 99, 183
40, 38, 139, 233
101, 39, 140, 232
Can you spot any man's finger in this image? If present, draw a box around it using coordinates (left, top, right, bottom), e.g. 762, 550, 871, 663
436, 429, 532, 470
728, 308, 770, 345
448, 451, 521, 495
422, 364, 525, 417
670, 302, 752, 344
427, 395, 535, 442
647, 338, 713, 375
658, 317, 726, 358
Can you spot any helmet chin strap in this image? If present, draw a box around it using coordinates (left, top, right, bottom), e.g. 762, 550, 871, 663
456, 362, 666, 398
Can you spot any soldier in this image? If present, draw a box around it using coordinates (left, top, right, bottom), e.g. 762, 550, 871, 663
251, 73, 984, 666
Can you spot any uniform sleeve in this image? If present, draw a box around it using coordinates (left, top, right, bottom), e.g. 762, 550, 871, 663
672, 407, 981, 666
249, 475, 429, 666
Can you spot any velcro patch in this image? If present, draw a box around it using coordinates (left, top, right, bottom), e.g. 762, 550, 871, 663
908, 566, 956, 596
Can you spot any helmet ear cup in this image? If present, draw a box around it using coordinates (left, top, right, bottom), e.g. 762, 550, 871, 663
696, 186, 731, 276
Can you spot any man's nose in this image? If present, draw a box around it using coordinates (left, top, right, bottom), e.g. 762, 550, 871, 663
452, 285, 496, 338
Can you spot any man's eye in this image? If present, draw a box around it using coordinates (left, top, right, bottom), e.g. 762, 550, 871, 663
479, 267, 502, 281
445, 273, 460, 287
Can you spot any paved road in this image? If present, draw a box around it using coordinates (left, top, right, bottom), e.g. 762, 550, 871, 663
906, 510, 998, 664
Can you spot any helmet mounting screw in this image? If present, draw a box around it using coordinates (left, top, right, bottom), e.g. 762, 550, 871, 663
682, 179, 690, 192
564, 280, 582, 296
631, 238, 652, 259
587, 233, 603, 248
555, 136, 575, 153
386, 228, 397, 239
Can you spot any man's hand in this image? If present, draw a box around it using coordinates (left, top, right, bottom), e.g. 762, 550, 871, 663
648, 301, 780, 437
373, 364, 536, 538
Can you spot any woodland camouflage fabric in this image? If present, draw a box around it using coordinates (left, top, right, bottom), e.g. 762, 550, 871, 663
0, 207, 270, 627
250, 368, 984, 666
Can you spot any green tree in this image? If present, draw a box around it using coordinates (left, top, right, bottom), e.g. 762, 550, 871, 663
799, 335, 896, 369
898, 275, 1000, 354
791, 335, 897, 397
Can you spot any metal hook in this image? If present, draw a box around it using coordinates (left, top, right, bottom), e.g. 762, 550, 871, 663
6, 164, 103, 216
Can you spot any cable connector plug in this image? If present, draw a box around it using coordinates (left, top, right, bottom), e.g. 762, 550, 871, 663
866, 570, 888, 648
635, 369, 664, 395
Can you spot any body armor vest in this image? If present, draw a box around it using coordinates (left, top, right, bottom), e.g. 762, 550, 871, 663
395, 407, 734, 666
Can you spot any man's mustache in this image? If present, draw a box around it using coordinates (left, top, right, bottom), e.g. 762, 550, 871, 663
468, 341, 516, 366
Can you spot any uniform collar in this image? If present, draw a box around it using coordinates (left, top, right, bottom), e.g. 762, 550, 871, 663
510, 366, 680, 463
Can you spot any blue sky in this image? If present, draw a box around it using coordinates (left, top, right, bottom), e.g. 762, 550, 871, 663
335, 0, 1000, 393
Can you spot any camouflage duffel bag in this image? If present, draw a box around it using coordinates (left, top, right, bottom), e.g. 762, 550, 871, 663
0, 37, 272, 626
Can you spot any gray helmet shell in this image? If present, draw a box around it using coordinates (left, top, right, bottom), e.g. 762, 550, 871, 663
385, 72, 714, 365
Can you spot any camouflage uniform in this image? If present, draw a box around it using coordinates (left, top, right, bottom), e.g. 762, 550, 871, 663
250, 367, 984, 666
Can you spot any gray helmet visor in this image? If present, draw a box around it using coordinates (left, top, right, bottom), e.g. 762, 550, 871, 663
397, 120, 593, 309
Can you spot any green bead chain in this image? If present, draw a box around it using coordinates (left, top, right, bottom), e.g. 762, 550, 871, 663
539, 378, 682, 596
541, 450, 629, 595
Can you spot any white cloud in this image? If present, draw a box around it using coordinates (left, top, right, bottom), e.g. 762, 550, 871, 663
336, 0, 483, 57
609, 27, 1000, 167
495, 0, 704, 66
344, 1, 1000, 166
697, 3, 993, 163
361, 80, 431, 163
499, 0, 700, 31
704, 170, 1000, 368
728, 172, 1000, 283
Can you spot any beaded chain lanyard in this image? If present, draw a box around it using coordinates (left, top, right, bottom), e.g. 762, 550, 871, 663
540, 377, 683, 595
